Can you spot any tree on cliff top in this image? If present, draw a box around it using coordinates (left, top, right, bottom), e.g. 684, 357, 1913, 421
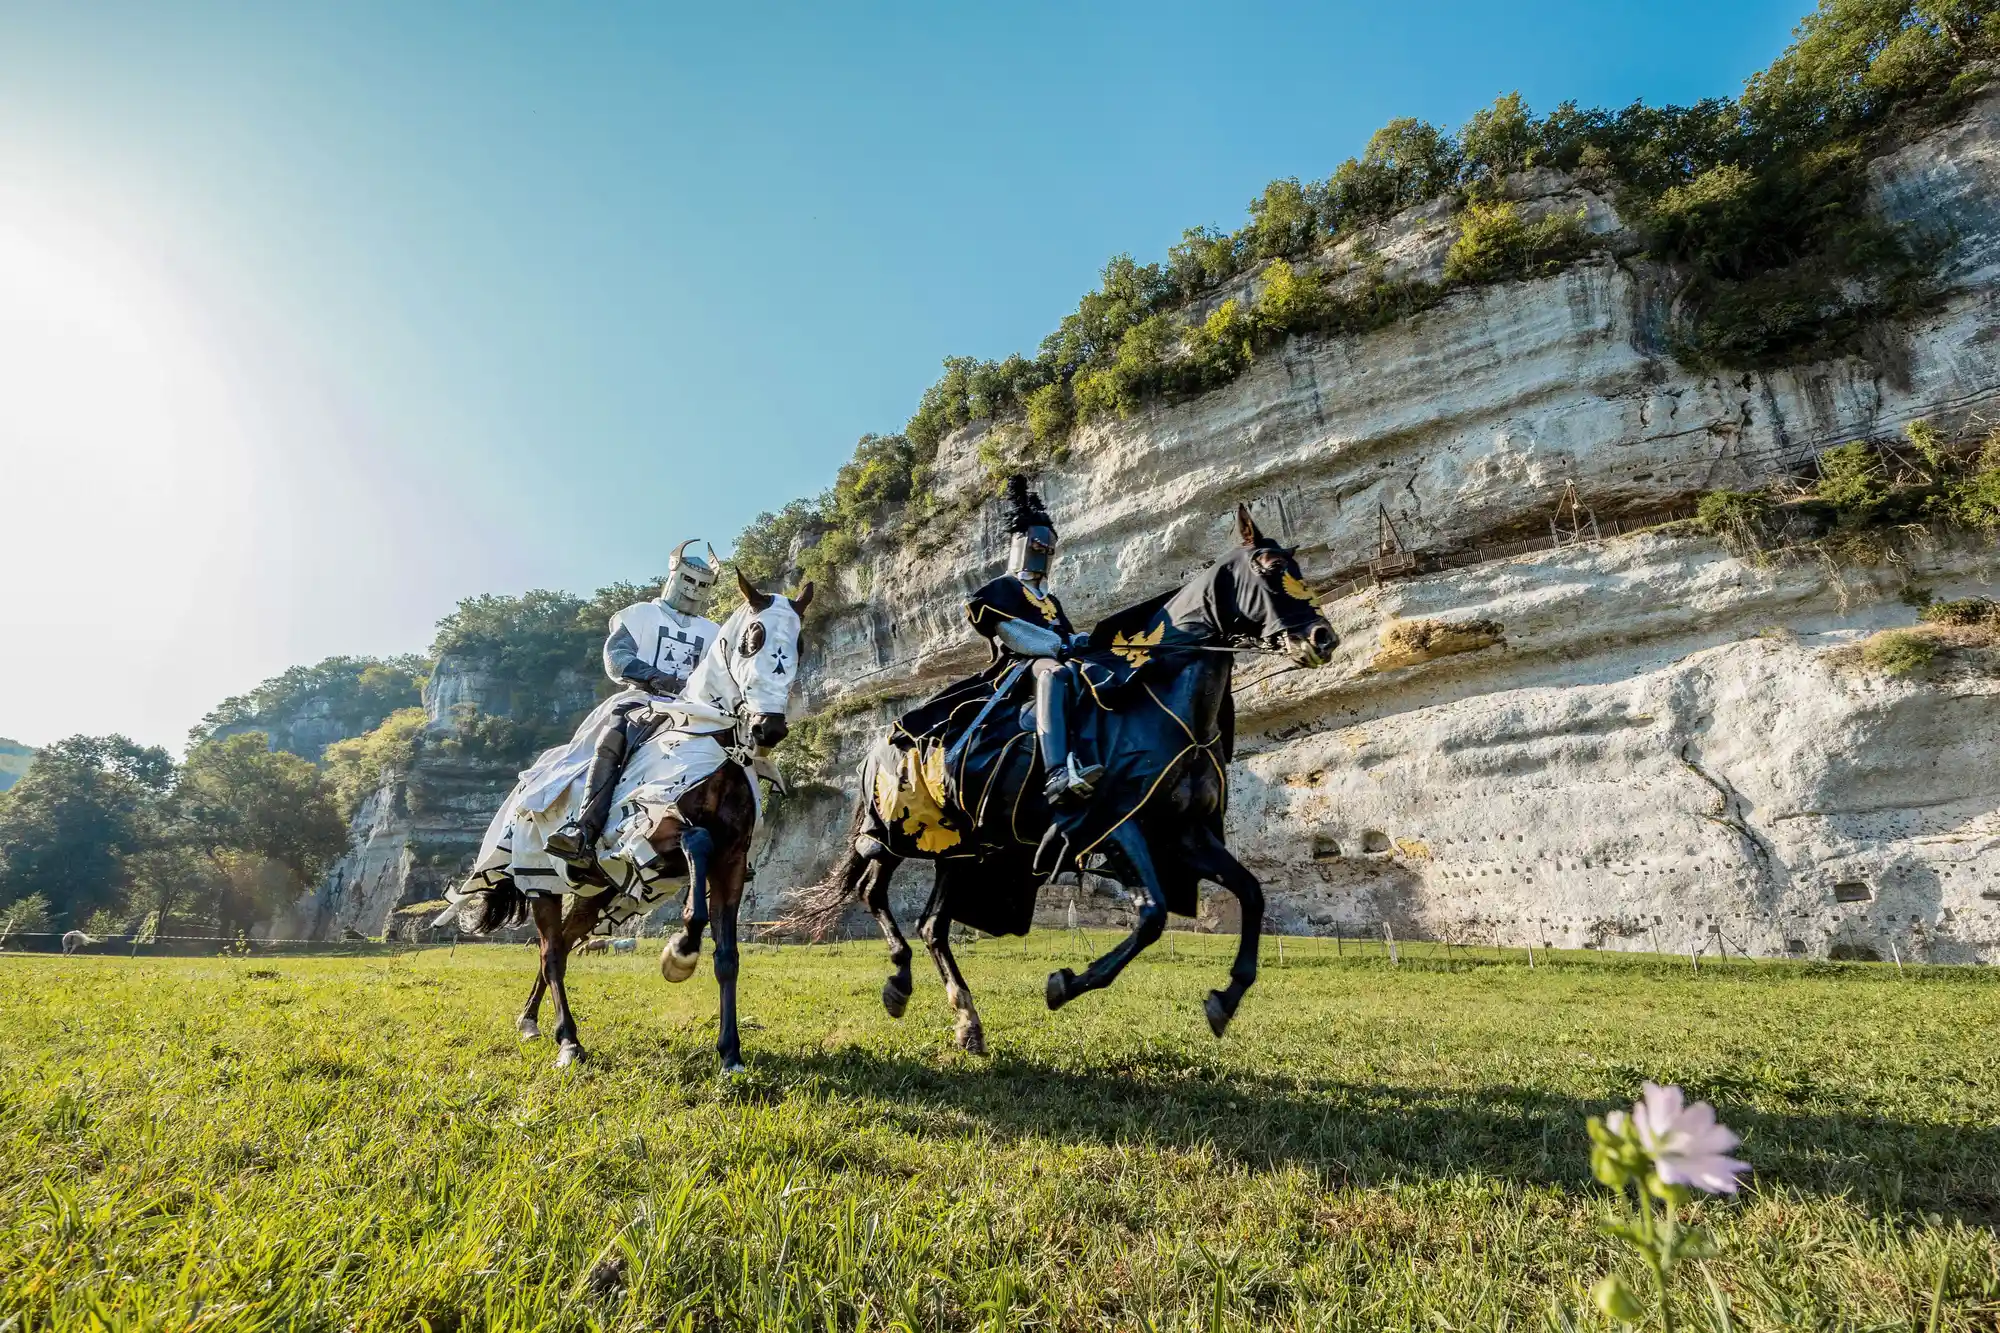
424, 578, 697, 763
729, 0, 1996, 581
192, 655, 427, 760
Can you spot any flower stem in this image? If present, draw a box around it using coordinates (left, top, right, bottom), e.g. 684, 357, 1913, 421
1637, 1184, 1674, 1333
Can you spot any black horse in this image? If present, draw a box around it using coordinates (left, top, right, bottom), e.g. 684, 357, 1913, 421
791, 505, 1337, 1052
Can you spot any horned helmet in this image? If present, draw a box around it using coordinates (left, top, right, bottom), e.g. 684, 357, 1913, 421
660, 539, 719, 614
1004, 475, 1057, 580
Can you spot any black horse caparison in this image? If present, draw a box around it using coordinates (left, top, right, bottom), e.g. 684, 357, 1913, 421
791, 505, 1337, 1051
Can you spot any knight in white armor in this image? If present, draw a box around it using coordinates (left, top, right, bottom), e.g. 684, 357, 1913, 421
544, 540, 722, 870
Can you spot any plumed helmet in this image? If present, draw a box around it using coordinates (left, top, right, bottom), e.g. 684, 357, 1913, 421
1003, 475, 1057, 578
660, 539, 719, 614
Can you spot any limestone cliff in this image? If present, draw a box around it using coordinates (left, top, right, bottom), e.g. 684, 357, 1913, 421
756, 88, 2000, 962
284, 655, 596, 938
199, 656, 425, 763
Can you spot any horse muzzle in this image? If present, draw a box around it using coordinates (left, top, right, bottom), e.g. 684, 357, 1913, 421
748, 713, 789, 748
1281, 622, 1338, 668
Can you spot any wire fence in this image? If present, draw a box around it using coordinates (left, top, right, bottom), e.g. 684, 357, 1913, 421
2, 926, 1982, 974
768, 916, 1989, 973
0, 931, 431, 958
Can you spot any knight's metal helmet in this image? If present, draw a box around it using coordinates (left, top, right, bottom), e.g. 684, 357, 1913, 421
660, 539, 719, 614
1003, 475, 1057, 579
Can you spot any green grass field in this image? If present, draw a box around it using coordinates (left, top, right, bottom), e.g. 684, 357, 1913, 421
2, 936, 1996, 1331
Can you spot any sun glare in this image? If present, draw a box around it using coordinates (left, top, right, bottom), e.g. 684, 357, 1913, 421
0, 180, 256, 738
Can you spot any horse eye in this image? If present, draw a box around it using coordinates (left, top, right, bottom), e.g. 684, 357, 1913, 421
738, 622, 766, 657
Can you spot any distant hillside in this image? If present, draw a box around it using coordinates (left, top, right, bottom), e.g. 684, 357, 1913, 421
0, 739, 34, 793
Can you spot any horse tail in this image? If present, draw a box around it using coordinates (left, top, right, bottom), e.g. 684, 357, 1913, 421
455, 880, 530, 935
781, 758, 879, 941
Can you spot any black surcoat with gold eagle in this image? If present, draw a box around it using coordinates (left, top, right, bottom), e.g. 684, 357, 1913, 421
893, 575, 1073, 749
965, 574, 1075, 660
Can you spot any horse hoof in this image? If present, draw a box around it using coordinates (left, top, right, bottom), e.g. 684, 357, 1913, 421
1204, 989, 1234, 1038
881, 979, 912, 1018
660, 941, 698, 983
555, 1042, 586, 1068
1045, 968, 1077, 1011
956, 1022, 987, 1056
516, 1018, 541, 1041
719, 1058, 747, 1077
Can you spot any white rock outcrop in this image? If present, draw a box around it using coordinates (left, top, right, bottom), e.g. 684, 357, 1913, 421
759, 89, 2000, 961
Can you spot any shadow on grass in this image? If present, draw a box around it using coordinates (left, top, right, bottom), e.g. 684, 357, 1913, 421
750, 1044, 2000, 1224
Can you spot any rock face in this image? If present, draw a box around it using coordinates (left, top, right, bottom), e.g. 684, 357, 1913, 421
756, 88, 2000, 962
287, 657, 595, 939
211, 696, 357, 764
1227, 536, 2000, 962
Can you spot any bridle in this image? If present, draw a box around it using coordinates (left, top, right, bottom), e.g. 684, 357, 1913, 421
720, 603, 798, 762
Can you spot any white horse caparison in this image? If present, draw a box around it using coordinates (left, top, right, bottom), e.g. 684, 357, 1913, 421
462, 573, 813, 1072
465, 584, 805, 910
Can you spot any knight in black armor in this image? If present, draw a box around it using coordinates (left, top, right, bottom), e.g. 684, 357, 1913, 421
545, 540, 721, 869
966, 476, 1103, 807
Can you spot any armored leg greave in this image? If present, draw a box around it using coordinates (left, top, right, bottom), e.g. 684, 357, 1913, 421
547, 719, 631, 867
575, 720, 630, 844
1035, 665, 1070, 776
1035, 664, 1103, 807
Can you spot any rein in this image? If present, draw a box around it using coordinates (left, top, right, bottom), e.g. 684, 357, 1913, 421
1186, 641, 1286, 656
1170, 637, 1315, 692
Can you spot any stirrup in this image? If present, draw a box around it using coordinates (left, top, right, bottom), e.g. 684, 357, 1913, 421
545, 821, 598, 870
1043, 754, 1104, 807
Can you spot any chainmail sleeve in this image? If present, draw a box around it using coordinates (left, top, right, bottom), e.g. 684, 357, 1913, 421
603, 617, 643, 684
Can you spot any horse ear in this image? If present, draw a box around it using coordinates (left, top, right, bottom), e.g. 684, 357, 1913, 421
1236, 503, 1264, 547
791, 581, 814, 614
737, 568, 773, 611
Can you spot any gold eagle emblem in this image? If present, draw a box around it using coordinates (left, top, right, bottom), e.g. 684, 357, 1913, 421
871, 744, 960, 853
1111, 622, 1167, 667
1019, 584, 1059, 624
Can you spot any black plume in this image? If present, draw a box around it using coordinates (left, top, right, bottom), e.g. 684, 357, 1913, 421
1003, 474, 1055, 537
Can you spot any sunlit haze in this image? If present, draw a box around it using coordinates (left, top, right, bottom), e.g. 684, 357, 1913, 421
0, 1, 1803, 750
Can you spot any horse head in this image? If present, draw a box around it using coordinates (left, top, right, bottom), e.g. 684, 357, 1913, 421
1220, 504, 1337, 667
722, 568, 813, 749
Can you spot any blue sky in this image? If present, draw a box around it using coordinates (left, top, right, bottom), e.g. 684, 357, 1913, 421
0, 0, 1806, 749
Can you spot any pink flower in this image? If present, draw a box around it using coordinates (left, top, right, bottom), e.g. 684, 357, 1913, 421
1607, 1082, 1749, 1194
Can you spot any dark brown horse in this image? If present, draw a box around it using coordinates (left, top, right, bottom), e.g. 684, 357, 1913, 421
791, 506, 1336, 1051
451, 573, 811, 1073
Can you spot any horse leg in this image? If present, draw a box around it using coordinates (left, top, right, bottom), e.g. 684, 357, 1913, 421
531, 895, 586, 1067
1046, 822, 1168, 1010
562, 893, 608, 948
919, 892, 985, 1055
711, 854, 749, 1075
524, 894, 605, 1039
1183, 828, 1263, 1038
861, 854, 914, 1018
661, 827, 712, 984
516, 970, 547, 1040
